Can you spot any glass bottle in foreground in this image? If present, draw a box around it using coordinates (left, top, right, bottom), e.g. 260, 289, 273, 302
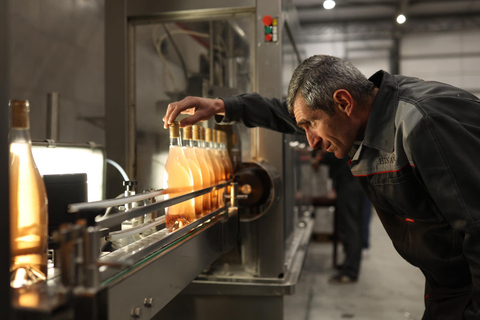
163, 121, 195, 232
9, 100, 48, 288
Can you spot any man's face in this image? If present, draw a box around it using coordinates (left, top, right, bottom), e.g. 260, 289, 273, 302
293, 95, 357, 159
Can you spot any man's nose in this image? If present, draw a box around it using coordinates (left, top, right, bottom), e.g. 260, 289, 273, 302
306, 132, 321, 149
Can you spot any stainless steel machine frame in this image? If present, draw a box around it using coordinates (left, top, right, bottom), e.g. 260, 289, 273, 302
106, 0, 300, 275
105, 0, 310, 319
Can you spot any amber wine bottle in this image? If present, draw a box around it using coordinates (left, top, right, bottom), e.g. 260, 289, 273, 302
218, 130, 233, 179
213, 130, 226, 179
213, 130, 227, 207
206, 128, 225, 208
201, 127, 218, 209
163, 121, 195, 232
9, 100, 48, 288
182, 126, 203, 219
191, 125, 213, 215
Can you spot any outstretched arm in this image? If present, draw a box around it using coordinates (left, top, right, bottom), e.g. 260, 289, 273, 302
163, 93, 303, 135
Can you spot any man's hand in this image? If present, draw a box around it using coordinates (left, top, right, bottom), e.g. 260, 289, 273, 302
163, 96, 226, 128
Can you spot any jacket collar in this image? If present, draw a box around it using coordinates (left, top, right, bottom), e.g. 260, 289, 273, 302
361, 70, 399, 153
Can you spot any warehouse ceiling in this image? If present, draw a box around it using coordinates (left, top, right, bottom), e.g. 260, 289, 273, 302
291, 0, 480, 43
293, 0, 480, 25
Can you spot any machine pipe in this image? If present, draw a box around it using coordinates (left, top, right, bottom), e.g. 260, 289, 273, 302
46, 92, 60, 141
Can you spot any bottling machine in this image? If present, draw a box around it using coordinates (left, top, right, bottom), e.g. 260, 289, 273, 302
10, 0, 314, 319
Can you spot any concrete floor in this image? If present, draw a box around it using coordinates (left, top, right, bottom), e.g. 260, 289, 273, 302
285, 211, 426, 320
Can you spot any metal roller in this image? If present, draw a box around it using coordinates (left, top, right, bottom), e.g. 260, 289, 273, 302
236, 161, 282, 222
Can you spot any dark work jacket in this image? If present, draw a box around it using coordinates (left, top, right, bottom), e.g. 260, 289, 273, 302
217, 70, 480, 319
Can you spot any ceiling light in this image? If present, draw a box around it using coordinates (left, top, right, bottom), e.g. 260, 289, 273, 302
396, 14, 406, 24
323, 0, 336, 10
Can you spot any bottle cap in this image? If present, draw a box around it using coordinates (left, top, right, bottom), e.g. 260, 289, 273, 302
10, 100, 30, 129
192, 125, 200, 141
183, 126, 192, 140
169, 121, 180, 138
212, 129, 217, 143
200, 127, 206, 141
205, 128, 213, 142
216, 130, 223, 144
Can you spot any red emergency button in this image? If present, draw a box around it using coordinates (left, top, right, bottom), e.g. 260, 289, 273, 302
265, 33, 273, 42
262, 15, 273, 26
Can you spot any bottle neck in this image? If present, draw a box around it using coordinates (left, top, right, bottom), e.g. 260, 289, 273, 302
192, 139, 201, 148
183, 138, 194, 148
170, 137, 182, 147
10, 100, 31, 144
10, 127, 31, 144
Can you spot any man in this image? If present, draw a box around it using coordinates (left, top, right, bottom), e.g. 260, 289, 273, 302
163, 55, 480, 319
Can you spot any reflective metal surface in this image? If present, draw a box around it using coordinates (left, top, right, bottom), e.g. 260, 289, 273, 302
102, 0, 307, 318
154, 213, 314, 320
104, 206, 238, 320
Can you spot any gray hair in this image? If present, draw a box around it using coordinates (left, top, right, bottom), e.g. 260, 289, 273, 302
286, 55, 376, 117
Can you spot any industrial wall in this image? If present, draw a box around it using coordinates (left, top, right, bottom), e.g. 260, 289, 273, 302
7, 0, 105, 144
402, 31, 480, 98
299, 29, 480, 98
6, 1, 480, 147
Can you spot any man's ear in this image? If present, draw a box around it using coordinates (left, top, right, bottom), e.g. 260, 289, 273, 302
333, 89, 354, 116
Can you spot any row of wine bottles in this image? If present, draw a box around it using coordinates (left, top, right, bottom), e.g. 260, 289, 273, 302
163, 122, 234, 232
8, 99, 236, 289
